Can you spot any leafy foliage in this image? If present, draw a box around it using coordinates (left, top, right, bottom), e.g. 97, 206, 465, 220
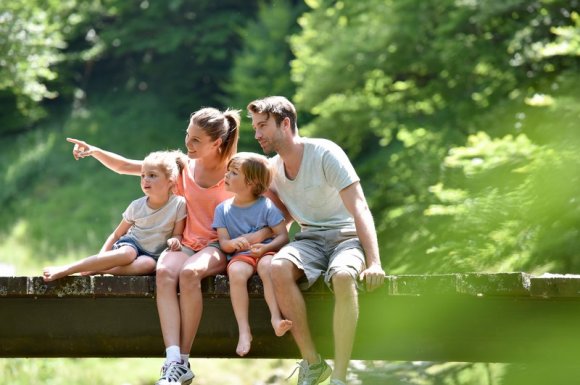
1, 2, 579, 384
222, 0, 306, 151
62, 0, 259, 113
291, 0, 580, 273
0, 0, 70, 131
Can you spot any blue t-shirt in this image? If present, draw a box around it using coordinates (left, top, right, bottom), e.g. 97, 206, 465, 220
212, 196, 284, 257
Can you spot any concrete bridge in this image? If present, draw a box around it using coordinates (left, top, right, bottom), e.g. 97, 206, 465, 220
1, 273, 580, 364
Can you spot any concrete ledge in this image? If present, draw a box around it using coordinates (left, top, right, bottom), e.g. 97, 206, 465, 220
2, 273, 580, 361
4, 272, 580, 299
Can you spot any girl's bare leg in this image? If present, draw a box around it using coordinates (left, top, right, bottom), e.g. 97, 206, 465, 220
178, 246, 226, 356
43, 246, 137, 282
98, 255, 157, 276
228, 260, 255, 356
156, 250, 190, 349
257, 255, 293, 337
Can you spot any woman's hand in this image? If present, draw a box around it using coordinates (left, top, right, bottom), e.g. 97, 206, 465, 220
67, 138, 95, 160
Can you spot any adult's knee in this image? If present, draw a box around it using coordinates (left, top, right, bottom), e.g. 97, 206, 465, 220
156, 264, 179, 287
332, 271, 356, 298
179, 267, 203, 293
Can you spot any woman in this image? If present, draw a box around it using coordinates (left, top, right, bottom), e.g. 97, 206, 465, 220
68, 107, 269, 385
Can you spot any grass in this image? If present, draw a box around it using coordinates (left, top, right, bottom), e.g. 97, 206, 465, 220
0, 358, 298, 385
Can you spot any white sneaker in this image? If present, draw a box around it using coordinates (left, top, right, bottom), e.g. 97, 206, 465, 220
155, 361, 194, 385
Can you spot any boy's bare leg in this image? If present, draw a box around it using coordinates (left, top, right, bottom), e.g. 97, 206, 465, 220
271, 258, 319, 364
257, 255, 292, 336
229, 260, 255, 356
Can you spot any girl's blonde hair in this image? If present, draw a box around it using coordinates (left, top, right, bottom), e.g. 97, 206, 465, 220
228, 152, 272, 197
143, 150, 185, 184
190, 107, 240, 162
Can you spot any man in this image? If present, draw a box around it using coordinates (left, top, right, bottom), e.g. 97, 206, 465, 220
247, 96, 385, 385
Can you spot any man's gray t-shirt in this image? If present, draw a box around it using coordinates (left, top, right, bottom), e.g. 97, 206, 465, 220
270, 138, 359, 231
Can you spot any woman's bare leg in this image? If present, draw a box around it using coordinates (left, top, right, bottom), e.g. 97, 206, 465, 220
156, 250, 190, 349
178, 246, 226, 355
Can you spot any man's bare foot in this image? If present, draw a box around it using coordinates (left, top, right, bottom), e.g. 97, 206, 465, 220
42, 266, 70, 282
273, 319, 293, 337
236, 333, 252, 357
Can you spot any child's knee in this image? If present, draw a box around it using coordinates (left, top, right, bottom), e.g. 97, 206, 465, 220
257, 257, 272, 275
119, 246, 138, 264
228, 262, 253, 281
139, 256, 157, 272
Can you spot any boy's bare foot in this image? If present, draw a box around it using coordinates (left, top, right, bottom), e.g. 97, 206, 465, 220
42, 266, 70, 282
236, 333, 252, 357
273, 319, 293, 337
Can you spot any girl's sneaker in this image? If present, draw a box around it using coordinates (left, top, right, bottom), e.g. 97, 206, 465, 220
155, 361, 194, 385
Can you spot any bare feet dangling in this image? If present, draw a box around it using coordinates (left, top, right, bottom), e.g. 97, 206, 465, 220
236, 333, 252, 357
273, 319, 293, 337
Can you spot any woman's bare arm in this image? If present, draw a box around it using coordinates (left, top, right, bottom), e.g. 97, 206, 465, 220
67, 138, 142, 175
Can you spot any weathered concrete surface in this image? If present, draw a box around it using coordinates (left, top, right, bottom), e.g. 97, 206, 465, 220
2, 273, 580, 362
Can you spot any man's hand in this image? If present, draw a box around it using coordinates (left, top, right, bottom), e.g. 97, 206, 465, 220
360, 263, 386, 292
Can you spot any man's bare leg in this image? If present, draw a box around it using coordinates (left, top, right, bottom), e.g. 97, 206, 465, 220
331, 271, 358, 382
271, 259, 319, 364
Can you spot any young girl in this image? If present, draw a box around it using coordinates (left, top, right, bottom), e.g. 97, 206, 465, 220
212, 152, 292, 356
42, 151, 187, 281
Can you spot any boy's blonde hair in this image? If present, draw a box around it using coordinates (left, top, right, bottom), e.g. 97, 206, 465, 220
228, 152, 272, 197
143, 150, 184, 184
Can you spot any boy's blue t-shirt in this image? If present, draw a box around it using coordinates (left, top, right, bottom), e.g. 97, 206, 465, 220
212, 196, 284, 256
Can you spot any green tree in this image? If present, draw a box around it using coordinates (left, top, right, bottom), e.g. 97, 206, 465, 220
223, 0, 305, 150
290, 0, 579, 272
61, 0, 259, 113
224, 0, 304, 109
0, 0, 69, 132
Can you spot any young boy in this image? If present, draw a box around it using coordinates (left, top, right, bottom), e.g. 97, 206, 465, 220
212, 152, 292, 356
43, 150, 187, 281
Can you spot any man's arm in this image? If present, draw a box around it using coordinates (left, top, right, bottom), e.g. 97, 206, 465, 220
340, 181, 385, 291
264, 187, 294, 230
